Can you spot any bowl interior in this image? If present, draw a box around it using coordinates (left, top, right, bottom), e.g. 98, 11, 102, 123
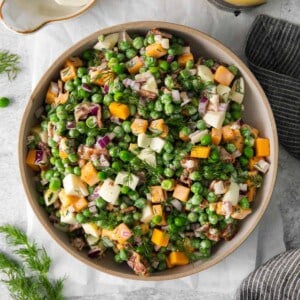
19, 21, 278, 280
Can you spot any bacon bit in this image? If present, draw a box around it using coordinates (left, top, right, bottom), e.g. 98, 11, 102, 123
77, 145, 108, 160
74, 103, 102, 128
127, 252, 148, 276
221, 224, 238, 241
150, 28, 173, 39
70, 237, 86, 251
179, 169, 192, 186
220, 148, 235, 163
120, 206, 136, 214
195, 223, 210, 233
199, 199, 209, 210
78, 159, 86, 168
138, 89, 157, 100
204, 228, 220, 242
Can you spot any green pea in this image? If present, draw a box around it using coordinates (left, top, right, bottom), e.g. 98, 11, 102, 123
162, 152, 174, 162
228, 65, 239, 76
174, 216, 187, 227
164, 168, 174, 178
244, 136, 254, 147
191, 194, 202, 205
189, 171, 201, 181
44, 169, 54, 181
187, 212, 198, 222
49, 114, 59, 123
161, 179, 174, 191
207, 192, 217, 203
119, 150, 133, 162
225, 143, 236, 153
117, 53, 125, 62
68, 153, 78, 163
83, 208, 92, 218
103, 94, 113, 106
75, 213, 86, 224
73, 166, 81, 176
200, 239, 212, 249
49, 177, 61, 191
81, 75, 90, 84
86, 136, 95, 147
185, 60, 194, 69
119, 41, 131, 51
244, 146, 254, 158
109, 146, 119, 158
200, 134, 212, 146
145, 56, 157, 67
128, 104, 136, 116
192, 239, 201, 249
95, 198, 107, 209
170, 61, 179, 71
164, 76, 174, 89
120, 185, 130, 194
76, 121, 88, 134
196, 120, 207, 130
152, 215, 162, 225
161, 93, 172, 105
51, 147, 59, 157
180, 126, 191, 136
111, 161, 122, 172
209, 150, 220, 163
133, 36, 144, 49
114, 253, 122, 263
163, 142, 174, 154
167, 48, 176, 56
86, 116, 97, 129
240, 197, 250, 209
134, 198, 146, 209
190, 182, 202, 195
208, 213, 218, 225
77, 67, 88, 78
91, 93, 103, 104
68, 128, 80, 138
113, 125, 124, 138
154, 100, 164, 112
0, 97, 10, 108
147, 34, 155, 44
199, 213, 208, 225
239, 156, 249, 167
64, 80, 75, 92
73, 77, 81, 86
82, 49, 93, 60
164, 103, 175, 115
119, 249, 128, 261
159, 60, 169, 72
241, 127, 251, 137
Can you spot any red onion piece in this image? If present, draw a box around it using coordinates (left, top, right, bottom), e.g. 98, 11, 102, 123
35, 150, 47, 164
90, 106, 99, 116
167, 55, 174, 63
82, 83, 92, 92
198, 96, 208, 115
97, 135, 110, 148
88, 249, 101, 258
103, 84, 109, 94
66, 121, 76, 129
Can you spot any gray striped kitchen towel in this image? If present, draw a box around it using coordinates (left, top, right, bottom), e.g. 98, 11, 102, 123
245, 15, 300, 159
236, 248, 300, 300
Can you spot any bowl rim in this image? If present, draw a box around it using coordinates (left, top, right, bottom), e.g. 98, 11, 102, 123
18, 21, 278, 281
0, 0, 96, 34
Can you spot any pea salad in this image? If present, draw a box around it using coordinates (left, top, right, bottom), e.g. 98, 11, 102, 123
26, 29, 271, 276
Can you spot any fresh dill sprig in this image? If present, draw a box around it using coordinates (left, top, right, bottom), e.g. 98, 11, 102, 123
0, 225, 65, 300
0, 50, 21, 80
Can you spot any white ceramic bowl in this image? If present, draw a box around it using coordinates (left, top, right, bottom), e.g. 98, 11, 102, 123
0, 0, 95, 34
19, 21, 278, 280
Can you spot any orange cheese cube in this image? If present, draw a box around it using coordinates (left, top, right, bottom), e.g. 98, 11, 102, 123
150, 186, 166, 203
168, 252, 189, 266
145, 43, 167, 58
190, 146, 211, 158
25, 150, 40, 171
109, 102, 130, 120
45, 82, 59, 104
149, 119, 169, 138
178, 53, 194, 67
247, 186, 256, 202
113, 223, 133, 244
58, 189, 78, 208
216, 202, 225, 216
211, 128, 222, 145
214, 65, 235, 86
55, 92, 69, 106
231, 205, 252, 220
131, 118, 149, 135
127, 56, 144, 74
81, 161, 100, 186
222, 125, 235, 142
255, 138, 270, 157
72, 197, 88, 212
65, 57, 83, 68
60, 65, 77, 82
173, 184, 190, 202
151, 228, 169, 247
90, 69, 115, 86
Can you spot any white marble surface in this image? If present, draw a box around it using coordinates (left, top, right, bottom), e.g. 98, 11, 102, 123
0, 0, 299, 299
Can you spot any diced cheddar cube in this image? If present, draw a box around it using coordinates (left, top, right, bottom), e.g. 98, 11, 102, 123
109, 102, 130, 120
247, 186, 256, 202
25, 150, 40, 171
222, 125, 235, 142
150, 186, 166, 203
214, 65, 235, 86
255, 138, 270, 157
60, 65, 77, 82
131, 118, 149, 135
58, 189, 78, 208
113, 223, 133, 244
81, 161, 100, 186
178, 53, 194, 67
65, 57, 83, 68
89, 69, 115, 86
168, 251, 189, 266
216, 202, 225, 216
102, 228, 116, 240
211, 128, 222, 145
72, 197, 88, 212
231, 205, 252, 220
151, 228, 169, 247
166, 257, 174, 269
190, 146, 211, 158
127, 56, 144, 74
55, 92, 69, 106
149, 119, 169, 138
232, 133, 244, 152
59, 137, 70, 159
145, 43, 167, 58
173, 184, 190, 202
46, 82, 59, 104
